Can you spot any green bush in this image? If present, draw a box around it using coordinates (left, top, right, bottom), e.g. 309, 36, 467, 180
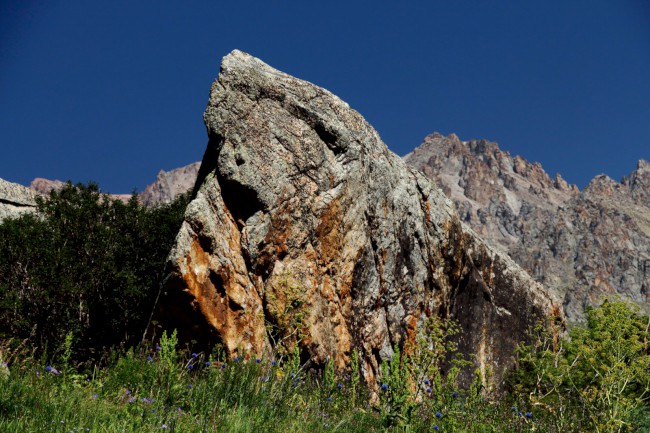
0, 183, 190, 363
511, 299, 650, 432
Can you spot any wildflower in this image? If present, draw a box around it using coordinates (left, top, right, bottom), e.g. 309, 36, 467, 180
327, 397, 332, 402
188, 384, 193, 389
256, 358, 261, 363
337, 383, 343, 389
452, 392, 458, 398
191, 352, 198, 358
512, 406, 517, 412
271, 360, 277, 366
427, 388, 432, 394
205, 361, 211, 366
424, 379, 430, 386
92, 394, 98, 399
162, 424, 168, 429
45, 365, 61, 374
525, 412, 533, 419
517, 411, 523, 417
156, 345, 161, 351
434, 426, 439, 431
187, 364, 193, 370
125, 389, 131, 395
234, 357, 239, 362
290, 372, 296, 378
435, 412, 442, 418
381, 384, 388, 391
221, 363, 226, 369
147, 356, 153, 362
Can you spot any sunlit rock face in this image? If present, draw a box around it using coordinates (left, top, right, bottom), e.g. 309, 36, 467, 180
154, 50, 561, 388
0, 178, 38, 221
405, 133, 650, 322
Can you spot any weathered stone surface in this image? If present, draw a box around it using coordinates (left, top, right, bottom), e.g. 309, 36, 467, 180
0, 178, 39, 221
140, 162, 200, 206
155, 50, 561, 387
405, 133, 650, 322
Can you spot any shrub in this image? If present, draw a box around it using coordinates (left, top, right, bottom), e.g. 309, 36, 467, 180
511, 299, 650, 432
0, 183, 190, 363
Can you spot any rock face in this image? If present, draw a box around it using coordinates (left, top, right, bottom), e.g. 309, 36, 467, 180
140, 162, 200, 206
0, 178, 39, 221
405, 133, 650, 322
155, 50, 561, 387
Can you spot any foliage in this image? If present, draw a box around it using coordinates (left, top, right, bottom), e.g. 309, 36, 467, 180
0, 331, 539, 433
0, 183, 190, 363
511, 299, 650, 432
3, 181, 650, 431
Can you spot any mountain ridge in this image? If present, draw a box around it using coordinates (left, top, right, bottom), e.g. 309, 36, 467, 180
405, 132, 650, 321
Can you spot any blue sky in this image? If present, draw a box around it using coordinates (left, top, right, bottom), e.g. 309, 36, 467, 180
1, 1, 649, 193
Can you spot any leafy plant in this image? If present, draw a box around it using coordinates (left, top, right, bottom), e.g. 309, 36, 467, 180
0, 183, 190, 363
511, 299, 650, 432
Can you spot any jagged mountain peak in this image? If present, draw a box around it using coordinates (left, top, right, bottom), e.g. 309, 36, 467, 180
406, 133, 650, 322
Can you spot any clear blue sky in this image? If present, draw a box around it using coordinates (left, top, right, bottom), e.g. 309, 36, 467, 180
2, 1, 649, 193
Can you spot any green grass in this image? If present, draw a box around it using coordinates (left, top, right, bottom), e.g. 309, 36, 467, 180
6, 299, 650, 433
0, 344, 544, 433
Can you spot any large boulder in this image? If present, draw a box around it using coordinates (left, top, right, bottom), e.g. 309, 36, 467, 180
154, 50, 562, 387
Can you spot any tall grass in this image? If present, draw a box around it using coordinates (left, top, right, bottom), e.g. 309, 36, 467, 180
0, 331, 550, 433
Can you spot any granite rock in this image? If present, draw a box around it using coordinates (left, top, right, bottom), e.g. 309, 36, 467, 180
0, 178, 39, 221
154, 51, 561, 388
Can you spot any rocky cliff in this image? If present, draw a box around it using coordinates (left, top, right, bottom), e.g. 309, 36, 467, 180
0, 178, 38, 220
154, 50, 561, 388
405, 133, 650, 322
140, 162, 200, 206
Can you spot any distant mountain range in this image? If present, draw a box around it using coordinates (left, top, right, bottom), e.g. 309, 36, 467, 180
404, 132, 650, 322
0, 162, 201, 220
2, 133, 648, 323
